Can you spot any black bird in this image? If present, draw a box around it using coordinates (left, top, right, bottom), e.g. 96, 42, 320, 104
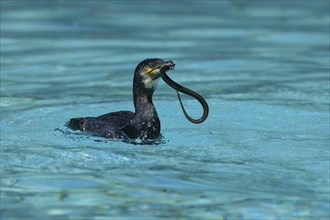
68, 58, 175, 140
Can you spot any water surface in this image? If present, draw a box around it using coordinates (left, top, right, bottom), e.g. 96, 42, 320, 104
1, 1, 329, 219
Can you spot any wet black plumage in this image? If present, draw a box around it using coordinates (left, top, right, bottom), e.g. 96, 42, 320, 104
68, 58, 174, 140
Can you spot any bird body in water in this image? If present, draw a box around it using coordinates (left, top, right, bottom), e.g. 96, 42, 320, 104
68, 58, 175, 140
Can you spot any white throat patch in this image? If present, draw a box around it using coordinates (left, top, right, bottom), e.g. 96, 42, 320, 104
140, 70, 160, 89
142, 76, 160, 89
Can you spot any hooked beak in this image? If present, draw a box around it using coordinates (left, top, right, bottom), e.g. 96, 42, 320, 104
146, 60, 175, 80
159, 60, 175, 71
149, 60, 175, 73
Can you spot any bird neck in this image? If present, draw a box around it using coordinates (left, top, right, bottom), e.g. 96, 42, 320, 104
121, 78, 160, 139
133, 93, 156, 116
132, 73, 157, 116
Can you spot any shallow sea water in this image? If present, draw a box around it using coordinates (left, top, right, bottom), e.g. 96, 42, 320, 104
1, 1, 329, 219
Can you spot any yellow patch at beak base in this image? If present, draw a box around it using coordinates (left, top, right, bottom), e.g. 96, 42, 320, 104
145, 66, 153, 75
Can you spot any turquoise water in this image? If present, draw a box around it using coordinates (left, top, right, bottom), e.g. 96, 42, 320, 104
1, 1, 329, 219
